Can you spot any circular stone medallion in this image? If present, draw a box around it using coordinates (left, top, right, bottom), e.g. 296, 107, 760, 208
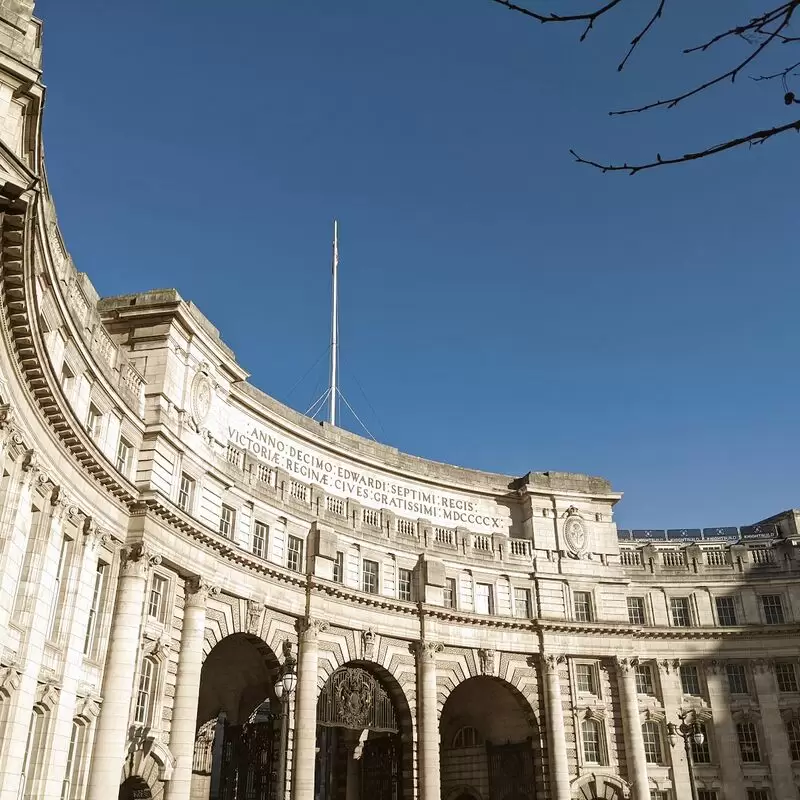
563, 515, 588, 556
191, 371, 212, 426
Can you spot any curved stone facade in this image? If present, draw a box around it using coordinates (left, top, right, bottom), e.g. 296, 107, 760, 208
0, 8, 798, 800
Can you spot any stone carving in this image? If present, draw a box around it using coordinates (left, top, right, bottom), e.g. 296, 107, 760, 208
120, 543, 161, 579
297, 618, 329, 641
0, 663, 21, 698
75, 694, 101, 722
562, 506, 588, 558
21, 448, 38, 474
478, 648, 496, 676
614, 656, 640, 674
83, 517, 109, 551
190, 369, 213, 427
35, 681, 60, 710
335, 668, 374, 729
657, 658, 681, 675
186, 578, 220, 609
362, 628, 376, 660
542, 653, 566, 674
703, 659, 725, 675
246, 599, 266, 634
750, 658, 773, 674
414, 640, 444, 661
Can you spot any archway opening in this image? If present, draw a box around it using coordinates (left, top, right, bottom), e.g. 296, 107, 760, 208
118, 776, 152, 800
192, 633, 281, 800
440, 676, 539, 800
315, 662, 411, 800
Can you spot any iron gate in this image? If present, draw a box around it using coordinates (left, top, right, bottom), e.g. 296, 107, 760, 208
486, 739, 536, 800
218, 720, 276, 800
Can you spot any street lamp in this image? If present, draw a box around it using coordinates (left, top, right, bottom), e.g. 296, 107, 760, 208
273, 643, 297, 797
667, 711, 704, 800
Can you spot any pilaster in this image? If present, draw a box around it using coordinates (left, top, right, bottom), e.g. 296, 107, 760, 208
615, 657, 650, 800
542, 654, 570, 800
415, 639, 443, 800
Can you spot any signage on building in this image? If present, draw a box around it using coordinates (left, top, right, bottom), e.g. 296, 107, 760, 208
227, 407, 510, 532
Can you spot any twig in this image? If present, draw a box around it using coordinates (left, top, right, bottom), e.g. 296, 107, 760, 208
618, 0, 665, 71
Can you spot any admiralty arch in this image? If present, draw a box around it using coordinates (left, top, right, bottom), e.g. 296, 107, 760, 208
0, 6, 799, 800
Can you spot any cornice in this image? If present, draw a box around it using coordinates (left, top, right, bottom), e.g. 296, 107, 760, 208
537, 619, 800, 641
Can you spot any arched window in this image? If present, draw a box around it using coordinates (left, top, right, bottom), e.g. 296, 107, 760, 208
61, 720, 88, 800
581, 718, 603, 764
452, 725, 482, 748
21, 705, 48, 799
641, 721, 663, 764
135, 657, 157, 725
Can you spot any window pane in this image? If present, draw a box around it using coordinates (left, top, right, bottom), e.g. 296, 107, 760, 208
333, 551, 344, 584
398, 568, 412, 601
715, 596, 737, 626
635, 665, 654, 695
737, 722, 760, 762
574, 591, 593, 622
680, 665, 701, 696
253, 521, 267, 558
135, 659, 155, 724
514, 588, 531, 618
776, 663, 798, 693
443, 578, 456, 609
178, 474, 194, 512
581, 719, 602, 763
362, 559, 378, 593
761, 594, 785, 624
691, 724, 711, 763
726, 663, 749, 695
475, 583, 493, 615
670, 597, 691, 627
787, 719, 800, 761
642, 722, 663, 764
287, 536, 303, 573
575, 664, 595, 694
148, 575, 167, 620
627, 597, 645, 624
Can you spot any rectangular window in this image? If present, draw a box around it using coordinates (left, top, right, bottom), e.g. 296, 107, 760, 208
691, 724, 711, 763
362, 559, 379, 594
219, 504, 236, 538
776, 662, 798, 693
574, 591, 593, 622
715, 596, 738, 626
642, 722, 663, 764
287, 535, 303, 573
62, 720, 87, 800
333, 551, 344, 584
746, 791, 770, 800
575, 663, 596, 694
398, 568, 412, 601
148, 574, 168, 621
86, 403, 102, 441
83, 561, 107, 656
47, 534, 73, 640
670, 597, 691, 627
252, 521, 267, 558
737, 721, 761, 762
115, 437, 133, 477
443, 578, 456, 609
514, 588, 531, 618
60, 363, 75, 399
787, 718, 800, 761
680, 664, 702, 696
134, 658, 155, 725
581, 719, 602, 764
635, 664, 655, 695
727, 663, 749, 695
627, 596, 646, 625
650, 793, 670, 800
761, 594, 785, 624
475, 583, 493, 615
698, 793, 719, 800
177, 473, 194, 512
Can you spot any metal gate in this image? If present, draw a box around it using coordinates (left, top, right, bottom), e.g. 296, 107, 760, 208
486, 739, 536, 800
218, 719, 276, 800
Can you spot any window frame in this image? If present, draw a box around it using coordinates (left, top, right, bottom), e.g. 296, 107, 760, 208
574, 662, 598, 695
679, 664, 703, 697
474, 582, 494, 615
115, 436, 134, 477
252, 520, 268, 559
573, 590, 594, 623
726, 663, 749, 695
219, 504, 236, 539
148, 573, 169, 622
714, 595, 738, 626
362, 558, 379, 594
786, 717, 800, 761
690, 723, 711, 764
627, 596, 646, 625
332, 551, 344, 584
443, 577, 457, 609
83, 560, 107, 657
635, 663, 656, 695
397, 567, 413, 602
86, 403, 103, 442
736, 720, 761, 763
287, 535, 304, 573
134, 656, 157, 726
177, 472, 195, 513
760, 593, 786, 625
580, 717, 606, 765
669, 596, 692, 627
513, 586, 532, 619
642, 720, 665, 765
775, 662, 798, 693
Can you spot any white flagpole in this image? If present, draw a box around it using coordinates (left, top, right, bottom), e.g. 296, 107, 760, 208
329, 220, 339, 425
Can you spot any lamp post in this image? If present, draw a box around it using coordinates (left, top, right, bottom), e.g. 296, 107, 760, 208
667, 711, 704, 800
273, 644, 298, 800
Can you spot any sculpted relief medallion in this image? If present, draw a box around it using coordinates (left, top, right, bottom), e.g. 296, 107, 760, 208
563, 509, 588, 557
191, 369, 213, 427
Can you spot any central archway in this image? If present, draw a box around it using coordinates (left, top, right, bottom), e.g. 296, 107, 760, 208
315, 662, 411, 800
118, 776, 152, 800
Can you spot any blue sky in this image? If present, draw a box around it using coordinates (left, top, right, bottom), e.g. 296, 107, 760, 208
36, 1, 800, 529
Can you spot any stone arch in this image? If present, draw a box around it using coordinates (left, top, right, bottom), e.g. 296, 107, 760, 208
443, 787, 483, 800
119, 741, 171, 800
571, 773, 630, 799
440, 675, 542, 800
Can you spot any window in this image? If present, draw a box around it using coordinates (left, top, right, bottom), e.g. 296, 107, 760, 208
48, 534, 73, 640
21, 706, 48, 800
475, 583, 493, 615
691, 724, 711, 763
115, 437, 133, 477
670, 597, 691, 627
398, 568, 413, 601
134, 657, 156, 725
650, 793, 670, 800
60, 363, 75, 399
787, 718, 800, 760
737, 721, 761, 762
148, 574, 168, 621
727, 663, 749, 695
252, 521, 267, 559
627, 596, 646, 625
581, 719, 603, 764
333, 551, 344, 584
575, 663, 596, 694
746, 791, 770, 800
642, 721, 664, 764
287, 535, 304, 573
715, 596, 738, 626
680, 664, 702, 696
452, 726, 481, 748
443, 578, 456, 609
362, 559, 379, 593
83, 561, 107, 656
574, 591, 593, 622
635, 664, 655, 695
177, 473, 194, 512
514, 587, 531, 618
761, 594, 785, 624
219, 504, 236, 538
86, 403, 102, 441
776, 662, 798, 693
698, 793, 719, 800
61, 721, 87, 800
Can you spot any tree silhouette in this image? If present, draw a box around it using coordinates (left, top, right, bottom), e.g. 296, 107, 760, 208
491, 0, 800, 173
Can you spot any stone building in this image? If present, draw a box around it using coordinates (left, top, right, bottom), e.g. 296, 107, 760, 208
0, 6, 798, 800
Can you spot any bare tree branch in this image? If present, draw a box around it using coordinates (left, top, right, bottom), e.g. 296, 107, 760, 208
490, 0, 626, 41
683, 2, 795, 53
617, 0, 665, 71
570, 117, 800, 173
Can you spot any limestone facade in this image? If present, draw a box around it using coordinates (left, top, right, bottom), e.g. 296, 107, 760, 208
0, 7, 798, 800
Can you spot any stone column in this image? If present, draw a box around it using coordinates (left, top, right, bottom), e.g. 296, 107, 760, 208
166, 578, 218, 800
86, 544, 158, 800
415, 640, 443, 800
291, 618, 328, 800
703, 660, 745, 800
615, 658, 650, 800
751, 659, 794, 799
656, 659, 692, 799
542, 654, 570, 800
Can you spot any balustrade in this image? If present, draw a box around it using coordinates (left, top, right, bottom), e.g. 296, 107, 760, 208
362, 508, 381, 528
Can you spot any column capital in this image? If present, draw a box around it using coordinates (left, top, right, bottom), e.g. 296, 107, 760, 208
542, 653, 566, 674
297, 617, 329, 642
83, 517, 109, 552
657, 658, 681, 675
614, 656, 640, 674
749, 657, 773, 675
120, 543, 161, 579
185, 577, 220, 609
414, 640, 444, 661
703, 658, 727, 675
